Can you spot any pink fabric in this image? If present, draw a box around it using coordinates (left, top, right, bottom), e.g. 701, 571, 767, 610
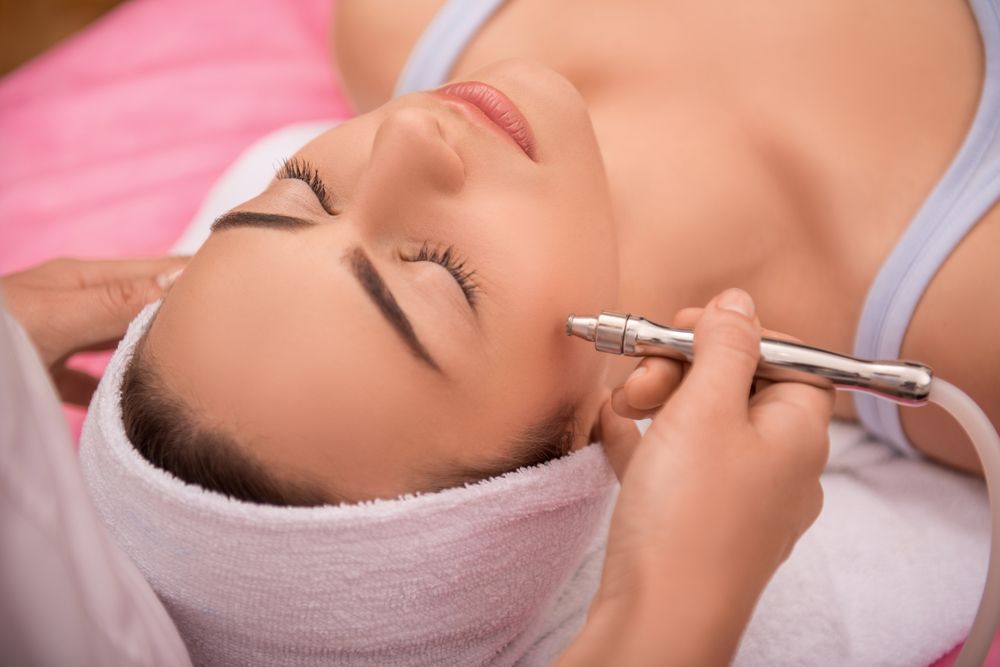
0, 0, 351, 435
0, 0, 348, 273
931, 639, 1000, 667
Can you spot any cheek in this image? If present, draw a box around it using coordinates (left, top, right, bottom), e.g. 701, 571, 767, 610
482, 256, 609, 405
458, 187, 617, 396
488, 190, 618, 319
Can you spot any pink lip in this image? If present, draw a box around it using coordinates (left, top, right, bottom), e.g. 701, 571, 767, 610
432, 81, 537, 161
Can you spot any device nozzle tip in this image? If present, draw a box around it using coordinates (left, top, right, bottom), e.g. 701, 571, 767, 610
566, 315, 599, 342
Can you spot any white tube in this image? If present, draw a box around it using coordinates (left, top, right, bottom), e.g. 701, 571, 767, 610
929, 379, 1000, 667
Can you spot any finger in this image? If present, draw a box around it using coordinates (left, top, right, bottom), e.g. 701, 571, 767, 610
680, 288, 762, 420
611, 386, 655, 420
605, 306, 703, 419
750, 380, 835, 474
597, 400, 642, 480
623, 357, 684, 411
73, 257, 189, 289
749, 378, 774, 400
18, 256, 189, 289
675, 308, 779, 352
760, 327, 800, 344
679, 308, 796, 402
50, 275, 170, 359
805, 483, 825, 533
671, 307, 703, 330
81, 257, 190, 287
675, 305, 764, 332
751, 378, 835, 424
51, 365, 100, 407
674, 302, 798, 409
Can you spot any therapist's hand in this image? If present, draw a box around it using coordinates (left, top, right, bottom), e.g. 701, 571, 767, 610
1, 257, 187, 406
559, 288, 834, 667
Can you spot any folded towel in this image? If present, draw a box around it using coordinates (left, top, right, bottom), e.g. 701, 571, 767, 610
79, 303, 618, 666
731, 419, 991, 666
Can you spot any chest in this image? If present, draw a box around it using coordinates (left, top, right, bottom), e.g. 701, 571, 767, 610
335, 0, 982, 350
481, 0, 977, 325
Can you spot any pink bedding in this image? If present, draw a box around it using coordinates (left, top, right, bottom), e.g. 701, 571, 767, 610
0, 0, 348, 276
0, 0, 348, 273
0, 1, 996, 664
0, 0, 351, 434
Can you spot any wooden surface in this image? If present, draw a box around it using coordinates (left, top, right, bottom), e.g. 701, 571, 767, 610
0, 0, 127, 74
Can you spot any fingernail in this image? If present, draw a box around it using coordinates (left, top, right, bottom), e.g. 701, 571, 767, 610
156, 267, 184, 289
718, 288, 755, 318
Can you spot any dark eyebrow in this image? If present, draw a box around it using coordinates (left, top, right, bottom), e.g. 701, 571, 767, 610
209, 211, 441, 372
343, 247, 443, 374
211, 211, 317, 233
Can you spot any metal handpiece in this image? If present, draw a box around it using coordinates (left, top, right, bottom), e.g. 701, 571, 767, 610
566, 311, 932, 405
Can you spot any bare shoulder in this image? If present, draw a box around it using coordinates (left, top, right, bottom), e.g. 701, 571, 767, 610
331, 0, 445, 112
901, 201, 1000, 474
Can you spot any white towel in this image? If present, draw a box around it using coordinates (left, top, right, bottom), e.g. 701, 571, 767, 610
732, 419, 991, 666
79, 304, 618, 667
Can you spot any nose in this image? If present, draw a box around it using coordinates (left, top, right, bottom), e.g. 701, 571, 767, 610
353, 107, 465, 224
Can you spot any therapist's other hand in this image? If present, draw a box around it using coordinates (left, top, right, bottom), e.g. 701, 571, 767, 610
1, 257, 187, 406
569, 288, 834, 667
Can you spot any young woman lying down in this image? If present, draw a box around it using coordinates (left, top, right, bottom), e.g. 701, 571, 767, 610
123, 0, 999, 505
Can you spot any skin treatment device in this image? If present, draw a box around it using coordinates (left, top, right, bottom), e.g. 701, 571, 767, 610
567, 311, 1000, 667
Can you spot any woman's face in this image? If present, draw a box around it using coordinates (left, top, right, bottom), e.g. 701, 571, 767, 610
147, 59, 620, 501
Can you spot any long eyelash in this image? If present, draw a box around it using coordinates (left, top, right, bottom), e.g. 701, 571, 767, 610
407, 242, 479, 306
275, 157, 334, 213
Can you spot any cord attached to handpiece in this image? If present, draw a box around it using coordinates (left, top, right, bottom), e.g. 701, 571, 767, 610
568, 311, 1000, 667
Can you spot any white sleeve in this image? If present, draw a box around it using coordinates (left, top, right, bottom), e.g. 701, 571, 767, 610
0, 297, 191, 666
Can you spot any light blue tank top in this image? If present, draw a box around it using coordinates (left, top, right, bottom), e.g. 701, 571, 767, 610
852, 0, 1000, 456
394, 0, 1000, 457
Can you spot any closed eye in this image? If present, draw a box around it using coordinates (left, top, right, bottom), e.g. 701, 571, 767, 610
274, 158, 481, 313
402, 242, 480, 310
276, 157, 337, 215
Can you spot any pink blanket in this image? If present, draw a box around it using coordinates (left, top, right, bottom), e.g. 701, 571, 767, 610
0, 0, 350, 433
0, 0, 349, 275
0, 1, 996, 663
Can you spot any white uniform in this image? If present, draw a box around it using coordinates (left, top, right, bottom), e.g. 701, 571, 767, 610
0, 297, 190, 667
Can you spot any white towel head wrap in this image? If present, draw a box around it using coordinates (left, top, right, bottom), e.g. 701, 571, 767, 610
80, 304, 618, 666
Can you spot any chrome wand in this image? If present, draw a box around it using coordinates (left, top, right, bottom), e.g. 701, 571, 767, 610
566, 312, 932, 405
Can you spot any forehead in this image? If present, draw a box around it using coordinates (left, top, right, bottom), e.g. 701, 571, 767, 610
151, 228, 428, 413
143, 227, 543, 498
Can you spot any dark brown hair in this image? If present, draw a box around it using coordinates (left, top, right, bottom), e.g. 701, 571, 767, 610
120, 337, 578, 507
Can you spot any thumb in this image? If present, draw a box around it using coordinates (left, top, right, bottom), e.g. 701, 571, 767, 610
597, 400, 642, 480
680, 288, 762, 421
